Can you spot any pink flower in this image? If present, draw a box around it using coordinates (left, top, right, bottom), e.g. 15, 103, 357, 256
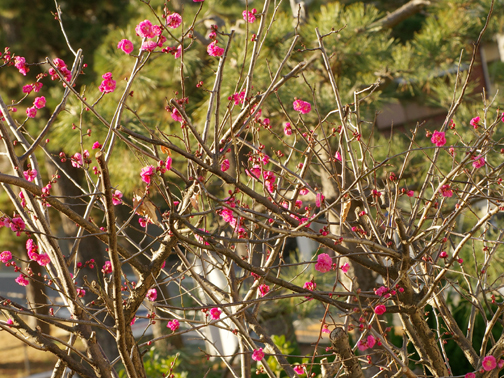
22, 84, 33, 94
315, 253, 332, 273
284, 123, 292, 136
258, 284, 270, 297
357, 335, 376, 351
166, 13, 182, 29
247, 164, 261, 180
26, 107, 37, 118
406, 190, 414, 197
0, 251, 12, 263
53, 58, 66, 69
167, 319, 180, 331
431, 131, 446, 147
166, 156, 172, 171
174, 45, 182, 59
374, 304, 386, 315
146, 288, 157, 302
6, 319, 13, 326
171, 108, 183, 122
335, 151, 342, 161
117, 39, 134, 54
229, 91, 245, 105
303, 281, 316, 301
92, 141, 102, 149
375, 286, 388, 297
242, 9, 257, 23
251, 348, 264, 361
140, 165, 155, 184
15, 274, 29, 286
135, 20, 155, 38
193, 0, 204, 2
37, 253, 51, 266
102, 261, 112, 274
130, 316, 136, 325
221, 159, 230, 172
15, 56, 29, 75
210, 308, 222, 320
472, 155, 485, 169
99, 72, 116, 93
10, 217, 25, 236
76, 288, 86, 298
141, 41, 158, 52
439, 251, 448, 258
470, 116, 480, 129
482, 356, 497, 371
23, 169, 37, 182
112, 190, 123, 205
440, 184, 453, 197
293, 366, 304, 375
33, 96, 46, 109
293, 99, 311, 114
340, 262, 349, 273
315, 193, 324, 208
33, 82, 43, 92
71, 152, 83, 168
207, 41, 225, 57
499, 360, 504, 369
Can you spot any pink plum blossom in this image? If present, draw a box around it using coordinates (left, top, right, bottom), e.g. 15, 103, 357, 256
315, 253, 332, 273
117, 39, 134, 54
171, 108, 183, 122
243, 9, 257, 23
92, 141, 102, 149
472, 155, 485, 169
102, 261, 112, 274
99, 72, 116, 93
71, 153, 83, 168
229, 91, 245, 105
357, 335, 376, 351
293, 366, 304, 375
167, 319, 180, 331
221, 159, 230, 172
440, 184, 453, 197
293, 99, 311, 114
23, 169, 37, 182
140, 165, 155, 184
340, 262, 349, 273
15, 56, 29, 75
26, 107, 37, 118
33, 82, 43, 92
174, 45, 182, 59
22, 84, 33, 94
258, 284, 270, 297
251, 348, 264, 361
284, 123, 292, 136
303, 281, 316, 300
406, 190, 414, 197
15, 274, 29, 286
430, 131, 446, 147
141, 41, 157, 52
37, 253, 50, 266
210, 308, 222, 320
135, 20, 155, 38
0, 251, 12, 263
33, 96, 46, 109
146, 288, 157, 302
482, 356, 497, 371
207, 41, 224, 57
374, 304, 386, 315
470, 116, 480, 129
112, 190, 123, 205
166, 13, 182, 29
465, 373, 475, 378
10, 217, 25, 236
166, 156, 172, 171
335, 151, 342, 161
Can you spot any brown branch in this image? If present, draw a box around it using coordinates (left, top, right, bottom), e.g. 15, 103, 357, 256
368, 0, 431, 31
